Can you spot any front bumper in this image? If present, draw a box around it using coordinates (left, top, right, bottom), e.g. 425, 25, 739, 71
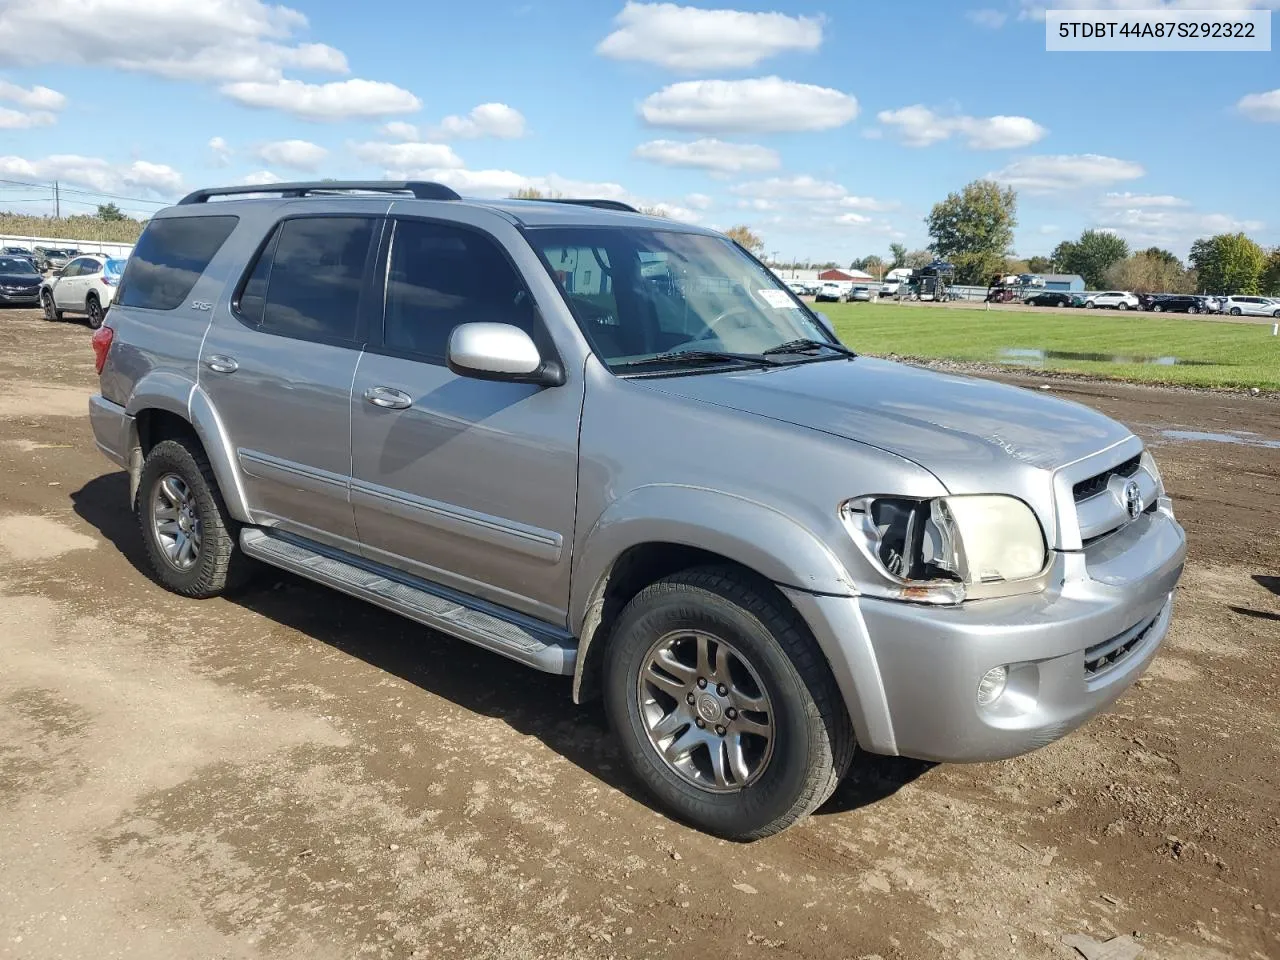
784, 505, 1186, 763
0, 288, 41, 304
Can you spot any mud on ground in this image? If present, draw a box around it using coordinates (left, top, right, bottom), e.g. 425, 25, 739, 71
1, 309, 1277, 960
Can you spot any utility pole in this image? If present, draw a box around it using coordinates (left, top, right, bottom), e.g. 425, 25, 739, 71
53, 180, 60, 218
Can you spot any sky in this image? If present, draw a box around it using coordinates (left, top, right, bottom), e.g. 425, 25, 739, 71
1, 0, 1278, 263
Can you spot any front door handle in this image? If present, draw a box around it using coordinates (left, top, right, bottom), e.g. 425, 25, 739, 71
205, 355, 239, 374
363, 386, 413, 410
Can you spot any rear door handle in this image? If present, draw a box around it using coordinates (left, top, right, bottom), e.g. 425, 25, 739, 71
205, 355, 239, 374
363, 386, 413, 410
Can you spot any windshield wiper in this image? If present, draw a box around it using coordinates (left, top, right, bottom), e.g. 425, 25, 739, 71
762, 338, 858, 359
614, 350, 777, 371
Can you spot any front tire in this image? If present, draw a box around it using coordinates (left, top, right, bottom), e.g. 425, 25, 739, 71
137, 438, 252, 598
1118, 303, 1129, 311
1230, 307, 1242, 316
1151, 304, 1162, 312
41, 290, 62, 321
604, 566, 854, 840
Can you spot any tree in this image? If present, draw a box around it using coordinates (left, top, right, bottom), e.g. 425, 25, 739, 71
851, 255, 885, 278
1141, 247, 1182, 269
635, 205, 669, 219
508, 187, 564, 200
96, 202, 126, 222
904, 249, 933, 269
1053, 230, 1129, 289
888, 243, 907, 270
724, 225, 764, 255
1103, 252, 1195, 294
925, 179, 1018, 285
1026, 255, 1054, 273
1189, 233, 1266, 295
1261, 248, 1280, 297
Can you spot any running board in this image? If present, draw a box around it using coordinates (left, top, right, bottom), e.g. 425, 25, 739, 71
239, 528, 576, 675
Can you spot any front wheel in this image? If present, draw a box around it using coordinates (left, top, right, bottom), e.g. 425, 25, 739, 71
1151, 304, 1162, 312
1085, 301, 1096, 309
1230, 307, 1242, 316
41, 290, 62, 321
1187, 306, 1198, 314
137, 438, 253, 598
604, 567, 854, 840
1118, 303, 1129, 311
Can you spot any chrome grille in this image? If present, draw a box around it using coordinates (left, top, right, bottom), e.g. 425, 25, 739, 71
1084, 614, 1158, 679
1073, 453, 1141, 503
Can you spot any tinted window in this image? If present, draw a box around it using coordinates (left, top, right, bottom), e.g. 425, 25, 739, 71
118, 215, 238, 311
255, 217, 375, 343
383, 219, 535, 361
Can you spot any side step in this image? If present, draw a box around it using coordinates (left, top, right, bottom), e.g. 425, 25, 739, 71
240, 528, 576, 675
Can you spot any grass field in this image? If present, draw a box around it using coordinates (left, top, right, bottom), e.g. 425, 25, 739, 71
822, 302, 1280, 391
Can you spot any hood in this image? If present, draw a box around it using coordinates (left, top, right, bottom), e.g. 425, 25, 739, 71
639, 356, 1132, 489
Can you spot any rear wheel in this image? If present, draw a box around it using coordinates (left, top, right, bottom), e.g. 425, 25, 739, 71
1230, 307, 1242, 316
1187, 306, 1198, 314
1151, 304, 1162, 312
604, 566, 854, 840
41, 290, 62, 321
1118, 303, 1129, 311
137, 438, 252, 598
1085, 301, 1096, 309
85, 294, 104, 329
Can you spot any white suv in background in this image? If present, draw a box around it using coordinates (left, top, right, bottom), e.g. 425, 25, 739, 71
1220, 296, 1280, 318
40, 254, 126, 329
1085, 291, 1141, 311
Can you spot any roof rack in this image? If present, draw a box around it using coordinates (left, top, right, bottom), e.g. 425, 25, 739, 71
177, 181, 462, 205
538, 198, 639, 213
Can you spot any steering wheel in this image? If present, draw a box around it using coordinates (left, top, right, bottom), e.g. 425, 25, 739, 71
696, 305, 753, 342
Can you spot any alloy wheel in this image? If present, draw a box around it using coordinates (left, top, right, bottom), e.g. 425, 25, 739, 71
636, 629, 775, 793
151, 473, 202, 570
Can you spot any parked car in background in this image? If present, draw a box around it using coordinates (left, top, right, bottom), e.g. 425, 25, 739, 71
0, 254, 44, 306
785, 280, 809, 297
1220, 295, 1280, 318
34, 247, 80, 272
40, 254, 125, 328
87, 179, 1185, 840
1147, 295, 1203, 314
848, 285, 874, 302
814, 281, 845, 302
879, 280, 900, 297
1084, 291, 1140, 311
1024, 291, 1073, 307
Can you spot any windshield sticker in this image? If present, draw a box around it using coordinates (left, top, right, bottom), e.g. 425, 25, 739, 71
758, 289, 794, 309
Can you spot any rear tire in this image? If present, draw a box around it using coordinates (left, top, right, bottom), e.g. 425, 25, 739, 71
85, 294, 104, 330
136, 438, 252, 599
1151, 304, 1162, 312
604, 566, 855, 840
1230, 307, 1242, 316
1118, 303, 1129, 311
41, 290, 62, 321
1187, 306, 1198, 314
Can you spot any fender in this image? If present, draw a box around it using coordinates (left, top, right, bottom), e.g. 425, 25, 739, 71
568, 484, 896, 748
125, 372, 252, 523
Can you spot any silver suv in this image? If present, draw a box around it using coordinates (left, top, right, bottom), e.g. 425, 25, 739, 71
88, 181, 1186, 839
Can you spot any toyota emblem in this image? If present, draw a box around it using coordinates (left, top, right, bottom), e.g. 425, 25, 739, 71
1123, 480, 1143, 521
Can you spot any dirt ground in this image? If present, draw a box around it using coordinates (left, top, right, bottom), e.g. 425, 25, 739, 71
1, 308, 1277, 960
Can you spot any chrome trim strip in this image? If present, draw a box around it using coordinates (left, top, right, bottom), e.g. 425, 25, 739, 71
238, 449, 349, 492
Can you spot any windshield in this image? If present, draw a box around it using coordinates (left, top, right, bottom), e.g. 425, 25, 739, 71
531, 227, 830, 371
0, 257, 38, 275
104, 258, 127, 276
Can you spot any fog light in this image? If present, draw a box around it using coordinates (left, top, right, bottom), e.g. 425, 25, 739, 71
977, 666, 1008, 706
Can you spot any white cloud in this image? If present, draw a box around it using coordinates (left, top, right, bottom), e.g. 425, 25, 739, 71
1099, 192, 1190, 208
1094, 205, 1265, 250
0, 154, 182, 195
208, 136, 232, 166
0, 0, 348, 84
877, 105, 1047, 149
1237, 89, 1280, 122
0, 107, 56, 128
240, 170, 285, 186
1020, 0, 1280, 20
222, 78, 421, 121
0, 79, 66, 110
839, 195, 900, 212
429, 103, 526, 140
350, 141, 464, 169
731, 175, 848, 200
966, 8, 1008, 27
597, 1, 823, 71
380, 121, 420, 141
641, 76, 857, 133
685, 192, 713, 210
254, 139, 328, 171
989, 154, 1145, 192
633, 138, 780, 174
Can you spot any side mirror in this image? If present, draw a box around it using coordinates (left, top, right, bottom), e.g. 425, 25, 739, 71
447, 322, 563, 386
813, 310, 836, 338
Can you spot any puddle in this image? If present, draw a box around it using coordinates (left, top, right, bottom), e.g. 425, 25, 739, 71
997, 348, 1212, 367
1159, 429, 1280, 449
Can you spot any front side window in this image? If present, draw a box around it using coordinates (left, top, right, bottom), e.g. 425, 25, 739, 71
530, 227, 831, 371
241, 216, 376, 343
382, 219, 535, 362
118, 215, 238, 311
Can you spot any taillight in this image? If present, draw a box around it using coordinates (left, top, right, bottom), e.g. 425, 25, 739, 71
101, 276, 117, 286
91, 324, 114, 375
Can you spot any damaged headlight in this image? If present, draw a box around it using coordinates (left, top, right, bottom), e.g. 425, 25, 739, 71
842, 495, 1048, 604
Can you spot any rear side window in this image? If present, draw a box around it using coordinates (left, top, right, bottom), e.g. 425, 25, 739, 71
235, 216, 376, 344
383, 219, 535, 362
118, 215, 238, 311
